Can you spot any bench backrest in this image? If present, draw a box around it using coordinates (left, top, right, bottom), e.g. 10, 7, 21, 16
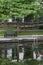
5, 30, 16, 34
4, 30, 17, 37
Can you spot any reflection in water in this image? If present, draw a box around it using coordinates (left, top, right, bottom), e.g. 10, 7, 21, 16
1, 41, 43, 61
7, 49, 12, 59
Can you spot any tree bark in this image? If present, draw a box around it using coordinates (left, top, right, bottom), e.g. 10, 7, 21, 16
17, 46, 19, 62
12, 48, 14, 59
0, 49, 2, 58
5, 49, 7, 58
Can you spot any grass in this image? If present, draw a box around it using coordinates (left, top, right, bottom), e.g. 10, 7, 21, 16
19, 30, 43, 35
0, 58, 43, 65
0, 28, 16, 36
0, 30, 43, 36
0, 27, 16, 30
0, 32, 4, 36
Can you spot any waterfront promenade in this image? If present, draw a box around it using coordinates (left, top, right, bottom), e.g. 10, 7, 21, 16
0, 35, 43, 61
0, 35, 43, 41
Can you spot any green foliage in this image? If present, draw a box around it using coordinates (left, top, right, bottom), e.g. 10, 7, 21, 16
0, 58, 11, 65
12, 59, 43, 65
0, 0, 41, 22
38, 44, 43, 51
19, 30, 43, 35
0, 58, 43, 65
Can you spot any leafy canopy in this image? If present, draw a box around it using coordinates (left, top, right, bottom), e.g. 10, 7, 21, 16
0, 0, 41, 22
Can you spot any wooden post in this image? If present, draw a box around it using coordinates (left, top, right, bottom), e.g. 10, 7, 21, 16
17, 19, 19, 35
17, 18, 21, 35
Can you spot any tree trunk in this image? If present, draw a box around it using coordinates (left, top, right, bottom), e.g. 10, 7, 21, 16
17, 23, 20, 35
12, 48, 14, 59
5, 49, 7, 58
17, 46, 19, 62
16, 18, 21, 35
0, 49, 2, 58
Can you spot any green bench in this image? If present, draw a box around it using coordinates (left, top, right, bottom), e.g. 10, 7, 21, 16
4, 30, 17, 37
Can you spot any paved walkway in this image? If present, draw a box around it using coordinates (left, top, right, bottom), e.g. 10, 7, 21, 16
0, 35, 43, 41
